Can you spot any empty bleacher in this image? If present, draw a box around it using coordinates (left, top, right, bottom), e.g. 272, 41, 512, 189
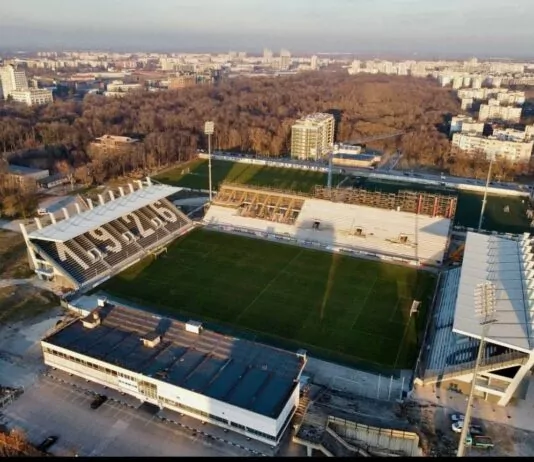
423, 268, 528, 384
204, 194, 451, 265
28, 188, 193, 289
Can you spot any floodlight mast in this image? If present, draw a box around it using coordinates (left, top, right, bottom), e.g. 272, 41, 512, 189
477, 158, 493, 232
204, 121, 215, 201
457, 281, 497, 457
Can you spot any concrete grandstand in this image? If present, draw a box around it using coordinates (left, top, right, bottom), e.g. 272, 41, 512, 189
20, 179, 194, 291
204, 184, 456, 266
417, 231, 534, 407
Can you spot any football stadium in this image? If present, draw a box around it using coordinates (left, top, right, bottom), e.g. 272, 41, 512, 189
21, 164, 534, 444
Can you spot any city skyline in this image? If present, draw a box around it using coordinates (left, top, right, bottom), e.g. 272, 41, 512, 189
1, 0, 533, 58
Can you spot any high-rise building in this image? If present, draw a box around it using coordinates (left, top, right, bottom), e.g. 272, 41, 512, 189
263, 48, 273, 63
310, 55, 318, 70
0, 64, 29, 99
279, 49, 291, 70
291, 113, 335, 160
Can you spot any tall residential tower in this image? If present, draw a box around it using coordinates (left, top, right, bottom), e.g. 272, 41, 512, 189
290, 113, 335, 160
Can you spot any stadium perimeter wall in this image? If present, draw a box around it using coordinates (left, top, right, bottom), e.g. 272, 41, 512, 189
198, 153, 529, 198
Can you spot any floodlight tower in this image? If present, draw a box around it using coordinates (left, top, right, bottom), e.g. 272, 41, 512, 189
457, 281, 497, 457
477, 158, 494, 232
204, 121, 215, 201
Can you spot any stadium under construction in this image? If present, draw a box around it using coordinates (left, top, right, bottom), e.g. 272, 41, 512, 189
20, 173, 534, 447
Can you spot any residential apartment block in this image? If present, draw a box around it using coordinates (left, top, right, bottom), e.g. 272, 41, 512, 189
10, 89, 54, 106
0, 64, 29, 99
450, 116, 484, 135
452, 132, 533, 162
479, 103, 522, 123
290, 113, 335, 160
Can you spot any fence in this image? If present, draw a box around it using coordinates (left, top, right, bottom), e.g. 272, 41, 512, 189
305, 357, 408, 402
197, 152, 529, 198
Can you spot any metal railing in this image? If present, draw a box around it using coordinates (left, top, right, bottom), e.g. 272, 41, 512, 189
422, 350, 529, 384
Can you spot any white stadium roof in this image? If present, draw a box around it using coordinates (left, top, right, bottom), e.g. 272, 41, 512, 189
453, 231, 534, 353
28, 184, 182, 243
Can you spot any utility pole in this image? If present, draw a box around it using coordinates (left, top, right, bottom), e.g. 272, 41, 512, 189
457, 281, 497, 457
477, 158, 493, 232
327, 152, 333, 189
204, 121, 215, 201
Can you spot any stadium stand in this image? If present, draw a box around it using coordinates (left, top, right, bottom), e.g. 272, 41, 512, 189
422, 265, 529, 387
205, 185, 452, 266
21, 179, 194, 291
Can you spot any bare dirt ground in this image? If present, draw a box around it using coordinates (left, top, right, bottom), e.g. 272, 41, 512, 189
402, 400, 534, 457
0, 230, 33, 280
296, 386, 534, 457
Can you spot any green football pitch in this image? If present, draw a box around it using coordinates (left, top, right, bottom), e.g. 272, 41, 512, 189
156, 159, 531, 234
100, 228, 437, 371
154, 158, 341, 193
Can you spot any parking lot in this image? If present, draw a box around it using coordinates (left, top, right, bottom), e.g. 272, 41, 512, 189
0, 373, 257, 457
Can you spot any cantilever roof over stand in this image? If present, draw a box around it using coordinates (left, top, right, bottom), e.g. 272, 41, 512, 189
453, 231, 534, 352
28, 183, 182, 243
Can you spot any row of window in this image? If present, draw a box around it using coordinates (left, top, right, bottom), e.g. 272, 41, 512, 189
45, 347, 119, 376
44, 346, 288, 443
44, 347, 137, 382
159, 397, 276, 441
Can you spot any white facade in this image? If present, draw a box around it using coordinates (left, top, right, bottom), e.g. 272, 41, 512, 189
0, 64, 29, 99
291, 113, 335, 160
479, 103, 522, 123
452, 133, 534, 161
10, 88, 53, 106
41, 307, 304, 446
450, 115, 484, 135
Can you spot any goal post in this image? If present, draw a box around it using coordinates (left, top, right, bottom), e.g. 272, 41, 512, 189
410, 300, 421, 317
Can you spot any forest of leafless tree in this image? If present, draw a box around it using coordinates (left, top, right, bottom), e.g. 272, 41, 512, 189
0, 72, 529, 216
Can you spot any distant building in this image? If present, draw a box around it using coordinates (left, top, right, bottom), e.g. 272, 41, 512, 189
105, 80, 143, 94
89, 135, 140, 155
0, 64, 29, 99
291, 113, 335, 160
479, 103, 522, 123
168, 74, 197, 90
4, 164, 50, 190
310, 55, 318, 71
526, 125, 534, 141
452, 132, 533, 162
331, 145, 380, 168
38, 173, 70, 189
9, 88, 53, 106
279, 49, 291, 71
450, 116, 484, 135
263, 48, 273, 63
471, 76, 483, 89
460, 98, 474, 111
496, 91, 526, 106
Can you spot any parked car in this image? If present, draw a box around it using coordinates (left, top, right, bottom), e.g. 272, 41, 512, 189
90, 394, 108, 409
452, 421, 484, 435
466, 435, 494, 449
37, 435, 58, 452
450, 413, 465, 422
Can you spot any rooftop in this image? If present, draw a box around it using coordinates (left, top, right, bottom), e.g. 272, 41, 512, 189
43, 304, 304, 419
452, 231, 533, 353
8, 164, 49, 176
28, 183, 181, 243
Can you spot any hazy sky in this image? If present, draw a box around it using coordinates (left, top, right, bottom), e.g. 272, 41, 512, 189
1, 0, 533, 57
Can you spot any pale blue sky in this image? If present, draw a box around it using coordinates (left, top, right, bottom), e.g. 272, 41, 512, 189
1, 0, 532, 57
